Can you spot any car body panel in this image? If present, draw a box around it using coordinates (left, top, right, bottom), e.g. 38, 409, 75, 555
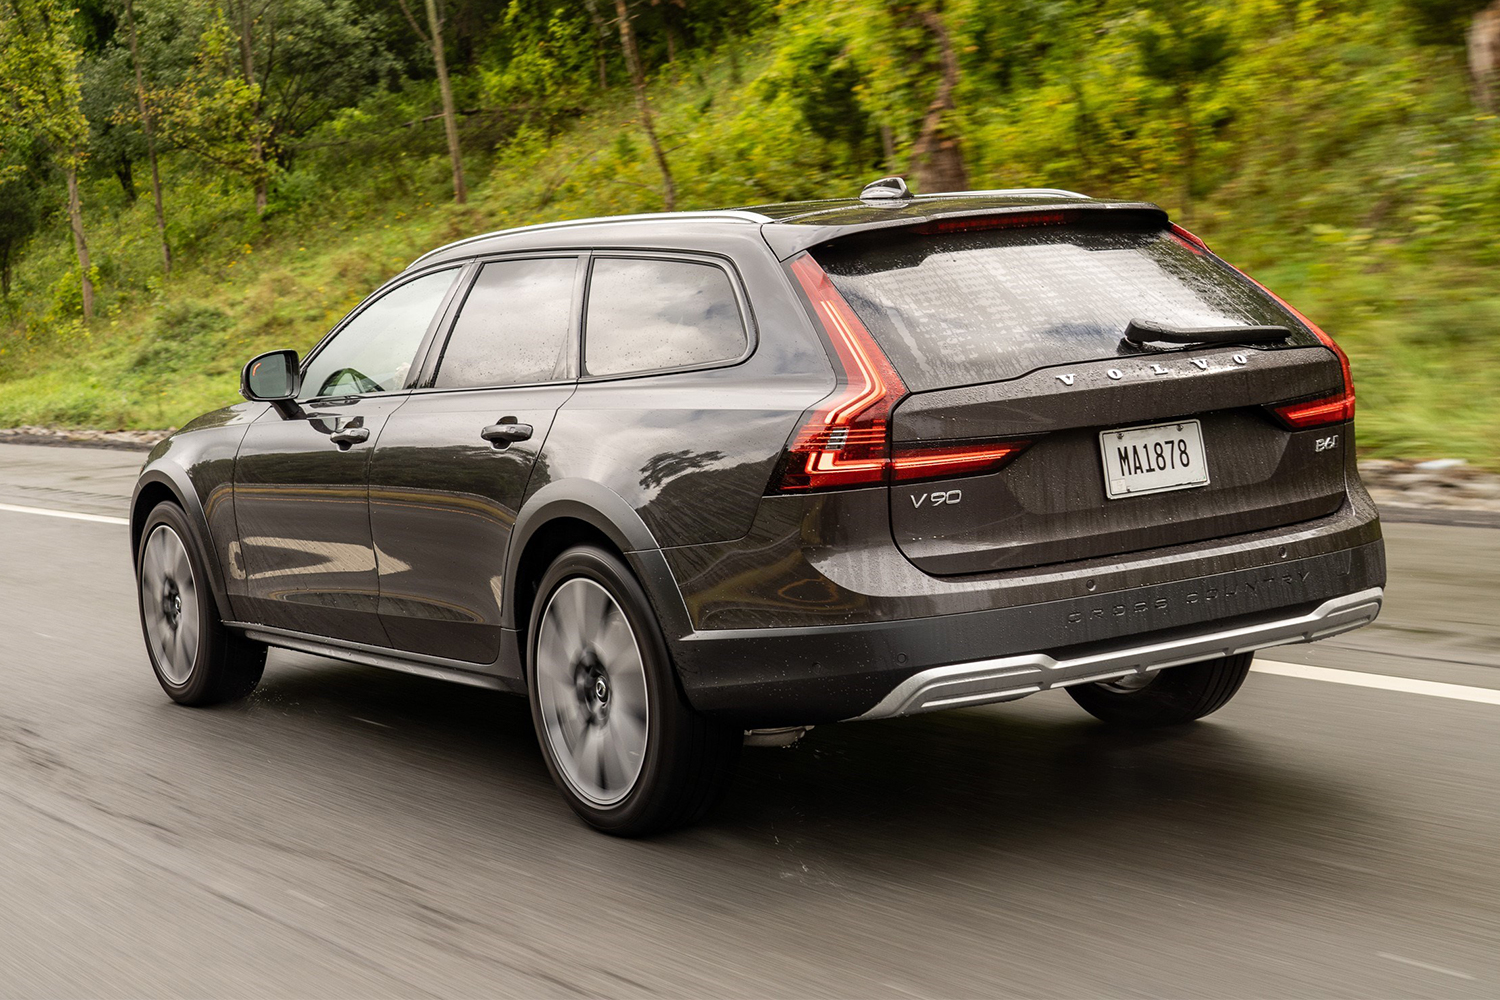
130, 401, 266, 621
368, 382, 576, 664
232, 395, 408, 646
131, 189, 1386, 732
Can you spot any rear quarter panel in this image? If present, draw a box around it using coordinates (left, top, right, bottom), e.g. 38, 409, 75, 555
530, 231, 833, 550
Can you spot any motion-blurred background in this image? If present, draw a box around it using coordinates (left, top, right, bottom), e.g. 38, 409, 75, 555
0, 0, 1497, 468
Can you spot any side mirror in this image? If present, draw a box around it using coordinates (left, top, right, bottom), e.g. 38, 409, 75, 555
241, 349, 303, 418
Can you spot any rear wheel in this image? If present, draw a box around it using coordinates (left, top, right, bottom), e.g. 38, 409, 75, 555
136, 502, 265, 706
1066, 652, 1253, 727
526, 545, 740, 836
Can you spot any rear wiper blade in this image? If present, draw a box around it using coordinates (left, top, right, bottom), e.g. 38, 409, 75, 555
1122, 318, 1291, 346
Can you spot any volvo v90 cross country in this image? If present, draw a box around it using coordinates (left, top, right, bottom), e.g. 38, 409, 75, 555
131, 177, 1385, 835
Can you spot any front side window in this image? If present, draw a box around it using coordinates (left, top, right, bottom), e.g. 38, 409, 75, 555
300, 267, 458, 400
584, 257, 747, 377
433, 257, 578, 389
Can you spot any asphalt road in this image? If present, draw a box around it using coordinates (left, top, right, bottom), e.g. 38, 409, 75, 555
1, 441, 1498, 998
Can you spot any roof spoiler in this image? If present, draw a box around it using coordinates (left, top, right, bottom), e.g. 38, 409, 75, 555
759, 200, 1169, 261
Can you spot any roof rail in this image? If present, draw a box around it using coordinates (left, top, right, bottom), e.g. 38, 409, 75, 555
407, 209, 773, 268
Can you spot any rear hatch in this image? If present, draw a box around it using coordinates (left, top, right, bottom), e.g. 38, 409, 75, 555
808, 212, 1350, 575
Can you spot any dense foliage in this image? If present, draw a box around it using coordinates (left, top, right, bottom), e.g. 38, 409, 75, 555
0, 0, 1497, 464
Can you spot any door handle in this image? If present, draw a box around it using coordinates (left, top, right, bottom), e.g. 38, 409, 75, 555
329, 426, 370, 448
481, 421, 533, 447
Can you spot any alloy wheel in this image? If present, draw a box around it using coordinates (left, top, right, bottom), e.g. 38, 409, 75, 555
535, 577, 649, 807
140, 524, 200, 686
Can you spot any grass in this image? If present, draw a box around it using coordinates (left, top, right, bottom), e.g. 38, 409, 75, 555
1, 32, 1497, 468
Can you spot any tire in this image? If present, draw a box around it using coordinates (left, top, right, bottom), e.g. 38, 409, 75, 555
1066, 652, 1254, 727
136, 502, 266, 706
526, 544, 741, 836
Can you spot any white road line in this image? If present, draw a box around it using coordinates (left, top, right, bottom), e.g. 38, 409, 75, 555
1376, 952, 1476, 980
4, 497, 1497, 713
1255, 660, 1500, 707
0, 501, 127, 525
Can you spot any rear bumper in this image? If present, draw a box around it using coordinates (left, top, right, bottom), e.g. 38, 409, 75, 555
671, 537, 1385, 726
854, 586, 1382, 720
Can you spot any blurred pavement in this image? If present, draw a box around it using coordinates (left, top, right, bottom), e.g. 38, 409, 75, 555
1, 442, 1498, 998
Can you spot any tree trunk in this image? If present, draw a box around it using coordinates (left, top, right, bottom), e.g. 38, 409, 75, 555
115, 156, 137, 203
65, 164, 94, 321
612, 0, 675, 210
581, 0, 610, 88
909, 9, 968, 193
426, 0, 467, 204
233, 0, 268, 216
125, 0, 170, 275
1471, 0, 1500, 113
2, 243, 11, 299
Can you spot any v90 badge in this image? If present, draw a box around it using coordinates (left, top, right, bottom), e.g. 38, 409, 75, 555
911, 489, 962, 509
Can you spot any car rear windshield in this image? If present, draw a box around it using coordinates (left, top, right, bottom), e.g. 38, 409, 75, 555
810, 217, 1317, 392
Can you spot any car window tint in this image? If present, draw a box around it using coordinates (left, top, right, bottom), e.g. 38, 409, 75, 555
813, 219, 1315, 392
433, 258, 578, 389
301, 268, 457, 400
584, 258, 746, 376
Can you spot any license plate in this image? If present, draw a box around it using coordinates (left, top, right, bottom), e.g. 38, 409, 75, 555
1099, 420, 1210, 499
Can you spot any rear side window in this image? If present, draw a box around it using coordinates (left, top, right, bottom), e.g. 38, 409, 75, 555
812, 219, 1316, 392
584, 257, 747, 377
433, 257, 578, 388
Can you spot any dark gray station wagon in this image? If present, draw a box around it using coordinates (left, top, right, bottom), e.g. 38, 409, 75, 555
132, 178, 1385, 834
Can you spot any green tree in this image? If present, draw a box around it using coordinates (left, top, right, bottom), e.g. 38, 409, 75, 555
1134, 0, 1236, 224
123, 0, 171, 275
395, 0, 467, 203
0, 141, 47, 298
0, 0, 96, 320
614, 0, 675, 209
147, 0, 393, 215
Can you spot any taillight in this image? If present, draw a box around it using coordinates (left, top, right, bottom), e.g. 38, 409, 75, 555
777, 254, 907, 491
778, 254, 1031, 491
1170, 224, 1355, 429
890, 440, 1031, 482
1270, 394, 1354, 429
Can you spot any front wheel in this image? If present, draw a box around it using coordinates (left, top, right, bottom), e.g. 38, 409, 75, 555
1067, 652, 1254, 727
136, 502, 266, 706
526, 545, 740, 836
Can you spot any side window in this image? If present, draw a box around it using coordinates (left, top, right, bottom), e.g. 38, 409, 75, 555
584, 257, 747, 377
433, 257, 578, 389
300, 267, 458, 400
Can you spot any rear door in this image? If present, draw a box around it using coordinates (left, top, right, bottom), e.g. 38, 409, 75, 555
809, 215, 1350, 575
233, 265, 462, 643
368, 255, 581, 664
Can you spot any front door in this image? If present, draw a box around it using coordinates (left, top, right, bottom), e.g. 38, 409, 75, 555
232, 265, 462, 645
369, 256, 581, 664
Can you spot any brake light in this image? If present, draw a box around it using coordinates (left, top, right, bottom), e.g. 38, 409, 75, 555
890, 440, 1031, 482
777, 254, 907, 491
913, 211, 1074, 236
1168, 225, 1355, 429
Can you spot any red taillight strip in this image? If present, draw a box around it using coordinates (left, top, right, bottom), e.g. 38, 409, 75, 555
779, 255, 1033, 491
1271, 395, 1352, 430
890, 441, 1031, 482
779, 254, 907, 490
1169, 224, 1355, 428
